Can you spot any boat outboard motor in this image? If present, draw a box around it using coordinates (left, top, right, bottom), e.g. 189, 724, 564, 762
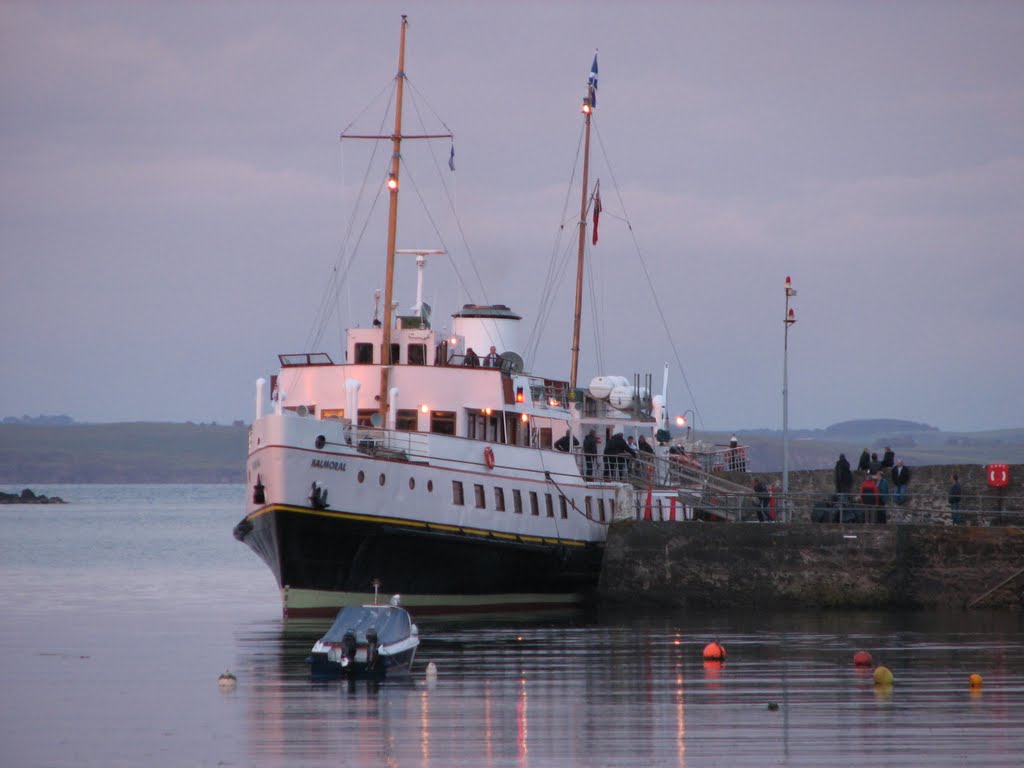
366, 628, 379, 670
341, 630, 357, 664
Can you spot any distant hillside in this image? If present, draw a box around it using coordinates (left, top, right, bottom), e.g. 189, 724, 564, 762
0, 422, 247, 483
824, 419, 938, 436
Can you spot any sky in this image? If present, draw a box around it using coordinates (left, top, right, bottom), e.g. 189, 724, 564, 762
2, 1, 1023, 432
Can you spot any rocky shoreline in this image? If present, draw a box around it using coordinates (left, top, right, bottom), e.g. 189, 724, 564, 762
0, 489, 66, 504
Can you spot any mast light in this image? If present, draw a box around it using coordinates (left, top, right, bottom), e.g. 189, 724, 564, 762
387, 173, 398, 191
581, 100, 591, 114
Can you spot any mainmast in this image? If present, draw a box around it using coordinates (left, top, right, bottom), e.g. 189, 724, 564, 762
570, 55, 597, 390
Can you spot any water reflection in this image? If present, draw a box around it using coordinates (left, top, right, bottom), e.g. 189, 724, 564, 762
228, 609, 1024, 767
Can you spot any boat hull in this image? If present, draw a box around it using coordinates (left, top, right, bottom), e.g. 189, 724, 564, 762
237, 503, 604, 618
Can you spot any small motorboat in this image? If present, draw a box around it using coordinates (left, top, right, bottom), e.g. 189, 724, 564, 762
306, 595, 419, 679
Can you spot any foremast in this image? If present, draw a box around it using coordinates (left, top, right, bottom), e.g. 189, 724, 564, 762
379, 16, 409, 425
340, 15, 451, 426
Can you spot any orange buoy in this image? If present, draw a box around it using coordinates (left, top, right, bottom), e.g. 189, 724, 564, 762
702, 641, 726, 661
969, 673, 983, 688
853, 650, 873, 667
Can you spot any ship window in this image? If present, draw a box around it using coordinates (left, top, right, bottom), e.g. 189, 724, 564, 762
379, 473, 386, 486
560, 496, 568, 519
529, 491, 539, 516
609, 499, 615, 519
474, 484, 486, 509
494, 487, 505, 512
539, 427, 552, 450
545, 494, 554, 518
585, 496, 593, 519
430, 410, 456, 436
321, 408, 345, 420
656, 498, 663, 520
357, 409, 376, 427
452, 480, 464, 506
407, 343, 426, 366
427, 480, 434, 493
513, 489, 523, 514
355, 343, 373, 364
382, 342, 400, 364
409, 478, 416, 490
357, 471, 365, 484
598, 498, 606, 523
396, 409, 418, 431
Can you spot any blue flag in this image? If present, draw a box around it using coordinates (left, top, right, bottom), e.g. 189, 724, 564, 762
588, 53, 598, 108
448, 144, 455, 171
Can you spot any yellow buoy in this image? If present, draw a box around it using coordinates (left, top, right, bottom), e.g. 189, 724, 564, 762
873, 666, 894, 686
969, 673, 983, 688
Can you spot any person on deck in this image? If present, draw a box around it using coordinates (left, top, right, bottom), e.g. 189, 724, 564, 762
463, 348, 480, 367
583, 428, 598, 480
484, 346, 500, 367
554, 431, 578, 452
604, 431, 636, 480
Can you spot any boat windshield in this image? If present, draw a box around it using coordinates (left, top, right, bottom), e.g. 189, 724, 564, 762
321, 606, 411, 645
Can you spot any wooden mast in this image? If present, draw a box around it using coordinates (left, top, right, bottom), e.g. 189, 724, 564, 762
569, 87, 594, 390
378, 15, 409, 425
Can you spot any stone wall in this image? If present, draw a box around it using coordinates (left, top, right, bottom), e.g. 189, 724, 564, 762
599, 520, 1024, 610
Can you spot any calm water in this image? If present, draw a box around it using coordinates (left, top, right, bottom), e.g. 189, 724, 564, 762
1, 484, 1023, 767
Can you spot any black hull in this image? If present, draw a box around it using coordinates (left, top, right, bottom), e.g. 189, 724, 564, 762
236, 505, 604, 613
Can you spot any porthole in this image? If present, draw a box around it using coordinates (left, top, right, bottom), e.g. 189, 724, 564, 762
427, 480, 434, 492
357, 470, 365, 483
409, 478, 416, 490
379, 473, 386, 486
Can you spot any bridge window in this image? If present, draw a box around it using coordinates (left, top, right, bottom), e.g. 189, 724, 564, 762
355, 343, 373, 364
452, 481, 464, 506
545, 494, 554, 518
474, 484, 486, 509
529, 491, 539, 516
494, 487, 506, 512
396, 409, 418, 431
560, 496, 568, 519
513, 489, 523, 514
430, 410, 456, 435
407, 343, 426, 366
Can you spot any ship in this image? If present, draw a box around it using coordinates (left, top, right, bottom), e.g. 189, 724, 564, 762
233, 16, 714, 618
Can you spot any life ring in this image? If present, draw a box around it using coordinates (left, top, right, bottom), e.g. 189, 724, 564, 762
483, 446, 496, 470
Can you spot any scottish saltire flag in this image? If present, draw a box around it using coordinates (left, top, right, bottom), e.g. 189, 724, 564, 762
449, 144, 455, 171
588, 53, 598, 107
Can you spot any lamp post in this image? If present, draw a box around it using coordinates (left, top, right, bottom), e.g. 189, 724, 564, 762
782, 276, 797, 522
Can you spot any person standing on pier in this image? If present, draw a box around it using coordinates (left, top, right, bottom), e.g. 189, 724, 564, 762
892, 460, 911, 505
834, 453, 853, 505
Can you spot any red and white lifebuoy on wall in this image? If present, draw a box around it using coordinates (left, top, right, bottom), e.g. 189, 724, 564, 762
483, 446, 496, 470
987, 463, 1010, 488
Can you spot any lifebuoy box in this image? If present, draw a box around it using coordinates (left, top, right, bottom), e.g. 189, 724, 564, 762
987, 463, 1010, 488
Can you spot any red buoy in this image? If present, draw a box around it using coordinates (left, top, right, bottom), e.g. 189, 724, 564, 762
853, 650, 873, 667
703, 641, 726, 661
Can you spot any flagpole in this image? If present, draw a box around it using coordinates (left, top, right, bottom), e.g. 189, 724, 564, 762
570, 56, 597, 390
